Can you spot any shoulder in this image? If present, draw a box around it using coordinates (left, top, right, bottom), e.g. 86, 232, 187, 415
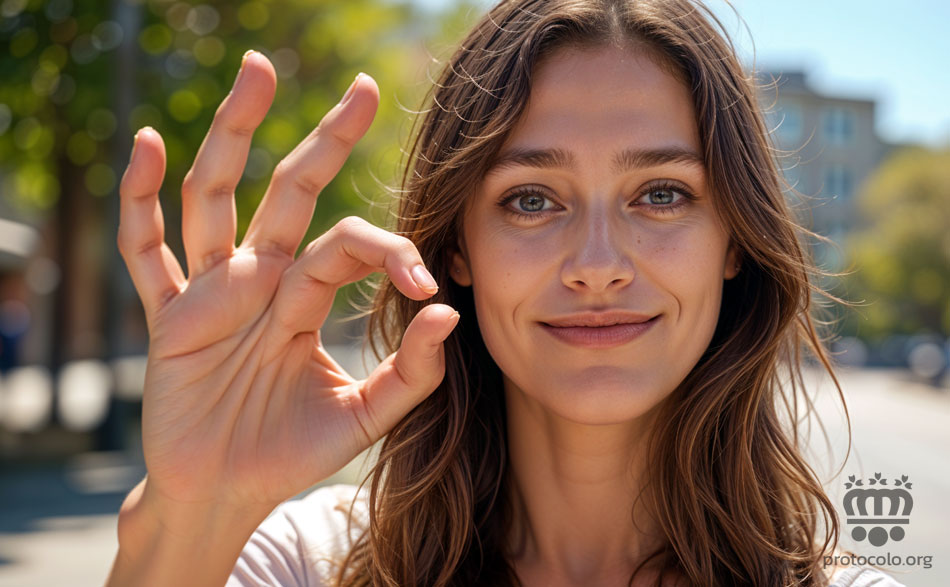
828, 565, 907, 587
228, 484, 369, 587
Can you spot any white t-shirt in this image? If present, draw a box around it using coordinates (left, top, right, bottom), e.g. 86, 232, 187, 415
228, 484, 369, 587
228, 484, 906, 587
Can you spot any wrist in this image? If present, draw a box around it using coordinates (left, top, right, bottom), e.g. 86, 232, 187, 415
108, 476, 276, 586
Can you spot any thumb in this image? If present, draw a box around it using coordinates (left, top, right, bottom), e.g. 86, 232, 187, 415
353, 304, 460, 442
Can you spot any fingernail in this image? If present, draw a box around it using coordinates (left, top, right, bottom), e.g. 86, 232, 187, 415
340, 72, 363, 105
411, 264, 438, 293
447, 311, 461, 328
130, 127, 150, 162
234, 49, 255, 88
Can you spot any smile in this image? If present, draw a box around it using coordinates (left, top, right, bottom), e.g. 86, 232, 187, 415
539, 316, 659, 349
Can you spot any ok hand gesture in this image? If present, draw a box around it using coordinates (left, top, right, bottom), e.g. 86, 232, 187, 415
117, 51, 459, 516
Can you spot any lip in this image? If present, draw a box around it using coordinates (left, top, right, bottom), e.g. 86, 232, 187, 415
539, 316, 659, 349
542, 310, 656, 328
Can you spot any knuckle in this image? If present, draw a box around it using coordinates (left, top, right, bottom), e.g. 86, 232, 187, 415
314, 120, 357, 151
116, 231, 129, 256
300, 237, 320, 256
273, 159, 325, 196
336, 215, 368, 234
180, 171, 199, 199
291, 174, 323, 198
136, 238, 163, 257
223, 119, 254, 138
327, 125, 357, 150
181, 171, 232, 201
394, 234, 418, 257
271, 159, 291, 184
213, 97, 255, 137
118, 178, 133, 200
351, 383, 380, 445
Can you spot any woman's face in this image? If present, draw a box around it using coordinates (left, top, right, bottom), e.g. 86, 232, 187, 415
450, 44, 738, 424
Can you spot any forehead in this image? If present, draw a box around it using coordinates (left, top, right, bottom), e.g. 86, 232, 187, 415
493, 44, 700, 169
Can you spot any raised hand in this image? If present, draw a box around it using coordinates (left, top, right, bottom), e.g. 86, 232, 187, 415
117, 51, 459, 516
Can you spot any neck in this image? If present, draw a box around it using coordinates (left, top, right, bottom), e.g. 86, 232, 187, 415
503, 376, 666, 586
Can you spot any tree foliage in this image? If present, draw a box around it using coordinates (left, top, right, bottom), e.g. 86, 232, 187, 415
1, 0, 482, 320
844, 147, 950, 339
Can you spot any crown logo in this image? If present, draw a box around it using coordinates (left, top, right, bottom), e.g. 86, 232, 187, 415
843, 473, 913, 547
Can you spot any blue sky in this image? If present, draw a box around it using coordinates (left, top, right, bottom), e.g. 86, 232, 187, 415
413, 0, 950, 147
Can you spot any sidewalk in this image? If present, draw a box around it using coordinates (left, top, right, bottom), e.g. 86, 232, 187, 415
0, 451, 374, 586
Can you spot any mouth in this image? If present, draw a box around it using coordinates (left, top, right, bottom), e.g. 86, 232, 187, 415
539, 316, 659, 349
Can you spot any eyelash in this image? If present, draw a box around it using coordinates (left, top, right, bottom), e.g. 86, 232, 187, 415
495, 180, 697, 221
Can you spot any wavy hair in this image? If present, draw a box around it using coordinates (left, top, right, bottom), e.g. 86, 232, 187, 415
335, 0, 848, 584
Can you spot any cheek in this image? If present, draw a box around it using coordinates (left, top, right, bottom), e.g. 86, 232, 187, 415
646, 225, 729, 316
466, 232, 548, 368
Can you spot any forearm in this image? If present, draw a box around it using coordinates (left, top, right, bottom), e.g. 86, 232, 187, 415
106, 476, 274, 587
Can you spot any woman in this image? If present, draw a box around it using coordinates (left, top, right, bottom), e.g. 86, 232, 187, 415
106, 0, 903, 585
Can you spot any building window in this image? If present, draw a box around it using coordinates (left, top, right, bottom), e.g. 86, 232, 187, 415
774, 104, 803, 144
822, 164, 853, 199
821, 107, 855, 146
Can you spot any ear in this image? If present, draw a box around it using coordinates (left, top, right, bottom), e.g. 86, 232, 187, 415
724, 242, 741, 280
449, 247, 473, 286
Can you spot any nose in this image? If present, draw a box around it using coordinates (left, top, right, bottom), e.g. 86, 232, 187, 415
560, 208, 636, 293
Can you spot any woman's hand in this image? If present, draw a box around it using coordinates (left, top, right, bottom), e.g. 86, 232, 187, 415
117, 51, 459, 515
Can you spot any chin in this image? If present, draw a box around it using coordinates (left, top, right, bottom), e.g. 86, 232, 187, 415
506, 368, 676, 426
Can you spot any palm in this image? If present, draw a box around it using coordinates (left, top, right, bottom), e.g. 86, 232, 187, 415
139, 250, 340, 508
118, 54, 457, 513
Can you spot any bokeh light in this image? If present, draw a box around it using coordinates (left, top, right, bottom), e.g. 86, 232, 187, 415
66, 130, 97, 165
57, 360, 112, 432
44, 0, 72, 22
0, 104, 11, 135
186, 4, 220, 36
167, 88, 202, 122
139, 23, 172, 54
129, 103, 164, 130
237, 1, 269, 31
69, 33, 99, 64
84, 162, 116, 197
91, 20, 123, 51
10, 26, 38, 57
0, 366, 54, 433
193, 35, 226, 67
87, 108, 117, 141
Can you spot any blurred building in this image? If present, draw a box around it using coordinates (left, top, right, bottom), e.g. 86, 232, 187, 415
756, 70, 905, 271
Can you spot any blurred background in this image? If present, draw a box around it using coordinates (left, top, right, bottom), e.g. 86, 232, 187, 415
0, 0, 947, 585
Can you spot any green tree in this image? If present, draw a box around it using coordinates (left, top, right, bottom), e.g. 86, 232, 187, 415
1, 0, 481, 368
844, 147, 950, 340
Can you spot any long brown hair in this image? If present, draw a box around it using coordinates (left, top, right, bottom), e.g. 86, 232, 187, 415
335, 0, 848, 584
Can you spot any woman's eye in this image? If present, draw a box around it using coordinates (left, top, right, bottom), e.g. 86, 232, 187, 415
641, 188, 680, 205
496, 188, 558, 219
633, 182, 696, 215
514, 192, 550, 212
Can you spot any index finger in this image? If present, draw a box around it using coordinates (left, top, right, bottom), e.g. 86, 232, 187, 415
240, 73, 379, 258
263, 216, 438, 351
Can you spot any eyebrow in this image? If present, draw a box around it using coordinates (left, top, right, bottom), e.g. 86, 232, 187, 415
486, 146, 705, 175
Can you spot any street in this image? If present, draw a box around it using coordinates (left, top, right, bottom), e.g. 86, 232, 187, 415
0, 351, 947, 586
